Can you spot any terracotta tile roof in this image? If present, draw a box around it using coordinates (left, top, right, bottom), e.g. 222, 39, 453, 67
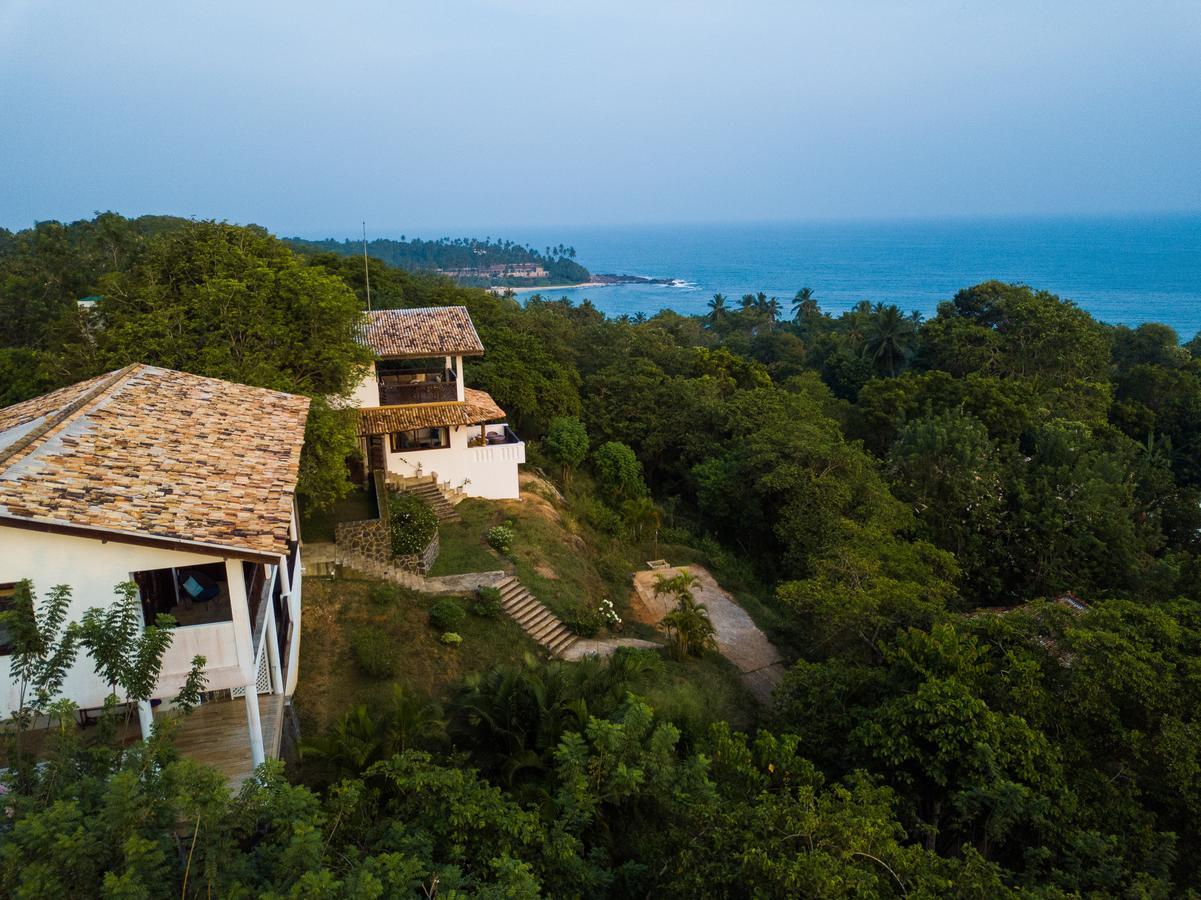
357, 388, 505, 435
0, 365, 311, 558
356, 306, 485, 358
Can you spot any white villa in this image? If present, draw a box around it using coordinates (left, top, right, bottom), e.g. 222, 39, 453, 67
0, 364, 310, 783
349, 306, 525, 499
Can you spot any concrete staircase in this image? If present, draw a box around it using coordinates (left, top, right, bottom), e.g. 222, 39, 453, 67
496, 575, 578, 658
398, 477, 459, 522
338, 551, 431, 590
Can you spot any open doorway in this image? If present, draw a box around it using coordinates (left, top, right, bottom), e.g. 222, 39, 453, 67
134, 562, 232, 627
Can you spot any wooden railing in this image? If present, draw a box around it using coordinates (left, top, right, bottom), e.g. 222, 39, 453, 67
379, 381, 457, 405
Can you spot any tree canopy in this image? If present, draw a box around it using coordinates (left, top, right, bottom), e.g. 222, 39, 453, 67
5, 214, 1201, 894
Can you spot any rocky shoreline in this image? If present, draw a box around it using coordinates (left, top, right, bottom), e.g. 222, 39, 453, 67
592, 272, 679, 286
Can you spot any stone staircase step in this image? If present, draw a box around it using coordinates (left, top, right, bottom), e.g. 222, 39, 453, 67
546, 631, 579, 655
500, 585, 527, 603
529, 616, 566, 641
488, 575, 580, 658
393, 479, 460, 522
508, 598, 542, 620
521, 609, 557, 633
500, 586, 530, 604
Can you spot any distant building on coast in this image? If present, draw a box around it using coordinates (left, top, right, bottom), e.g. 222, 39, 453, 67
437, 262, 549, 280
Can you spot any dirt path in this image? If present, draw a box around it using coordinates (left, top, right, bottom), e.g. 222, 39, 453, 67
632, 565, 787, 704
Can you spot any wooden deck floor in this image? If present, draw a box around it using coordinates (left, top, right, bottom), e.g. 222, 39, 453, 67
155, 693, 285, 787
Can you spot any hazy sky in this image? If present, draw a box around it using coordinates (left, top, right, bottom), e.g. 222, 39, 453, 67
2, 1, 1199, 235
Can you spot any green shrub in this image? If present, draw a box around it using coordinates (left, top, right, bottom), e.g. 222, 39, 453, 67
578, 497, 623, 535
564, 607, 602, 638
544, 417, 589, 483
592, 440, 647, 500
367, 583, 400, 608
472, 585, 503, 618
389, 492, 438, 558
486, 522, 516, 556
659, 525, 694, 546
350, 628, 397, 678
440, 632, 462, 647
429, 598, 466, 632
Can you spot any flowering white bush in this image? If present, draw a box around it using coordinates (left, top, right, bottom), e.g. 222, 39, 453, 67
598, 597, 622, 628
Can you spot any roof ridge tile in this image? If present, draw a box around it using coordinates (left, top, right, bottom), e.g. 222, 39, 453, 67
0, 364, 140, 473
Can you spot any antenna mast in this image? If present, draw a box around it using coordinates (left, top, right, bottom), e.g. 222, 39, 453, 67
362, 221, 372, 311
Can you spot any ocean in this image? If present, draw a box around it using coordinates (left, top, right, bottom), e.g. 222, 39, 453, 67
504, 215, 1201, 339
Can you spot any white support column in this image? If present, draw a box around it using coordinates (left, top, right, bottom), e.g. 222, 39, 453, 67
244, 682, 265, 767
266, 611, 284, 695
138, 699, 154, 740
278, 551, 291, 597
285, 543, 303, 696
455, 354, 465, 401
225, 557, 265, 767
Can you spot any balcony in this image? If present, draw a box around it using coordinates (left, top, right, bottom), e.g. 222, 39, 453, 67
469, 424, 525, 464
469, 423, 521, 447
379, 381, 457, 405
376, 365, 458, 406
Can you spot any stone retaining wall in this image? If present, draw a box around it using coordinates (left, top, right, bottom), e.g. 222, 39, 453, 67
335, 518, 389, 561
334, 548, 509, 595
336, 516, 439, 575
391, 530, 440, 573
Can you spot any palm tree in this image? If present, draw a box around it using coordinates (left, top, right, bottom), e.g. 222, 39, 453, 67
450, 651, 659, 787
302, 687, 445, 780
632, 311, 648, 325
791, 287, 818, 322
653, 572, 717, 661
765, 296, 782, 326
706, 293, 728, 325
863, 303, 917, 376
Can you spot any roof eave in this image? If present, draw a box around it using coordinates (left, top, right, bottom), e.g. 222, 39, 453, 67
372, 348, 485, 359
0, 514, 284, 564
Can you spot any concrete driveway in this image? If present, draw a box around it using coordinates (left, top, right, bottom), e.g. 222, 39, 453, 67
632, 565, 787, 704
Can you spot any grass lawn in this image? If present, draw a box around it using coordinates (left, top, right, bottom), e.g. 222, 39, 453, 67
292, 575, 542, 736
428, 496, 609, 622
427, 502, 506, 576
294, 478, 782, 746
299, 487, 376, 543
427, 487, 787, 654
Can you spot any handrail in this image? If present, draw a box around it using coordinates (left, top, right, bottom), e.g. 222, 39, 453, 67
252, 565, 276, 655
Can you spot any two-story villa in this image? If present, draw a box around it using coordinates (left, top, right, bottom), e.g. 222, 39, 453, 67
0, 364, 309, 783
349, 306, 525, 499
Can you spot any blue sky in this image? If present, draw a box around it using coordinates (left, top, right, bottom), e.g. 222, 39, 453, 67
2, 1, 1199, 234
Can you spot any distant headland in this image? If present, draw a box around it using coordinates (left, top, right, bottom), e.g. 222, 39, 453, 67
284, 234, 674, 291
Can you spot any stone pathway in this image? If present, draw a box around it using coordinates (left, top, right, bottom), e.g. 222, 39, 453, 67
561, 637, 661, 661
632, 565, 787, 704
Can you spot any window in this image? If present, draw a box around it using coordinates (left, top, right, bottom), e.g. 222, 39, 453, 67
391, 427, 450, 451
0, 582, 19, 655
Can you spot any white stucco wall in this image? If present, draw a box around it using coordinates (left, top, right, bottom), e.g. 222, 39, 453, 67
383, 423, 524, 499
341, 354, 521, 499
346, 367, 380, 409
0, 526, 257, 712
